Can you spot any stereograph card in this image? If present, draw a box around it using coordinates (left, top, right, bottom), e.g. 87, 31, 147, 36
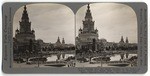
2, 2, 147, 73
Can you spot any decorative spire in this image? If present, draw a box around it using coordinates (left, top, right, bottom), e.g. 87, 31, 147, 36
85, 4, 92, 20
24, 5, 27, 10
120, 36, 124, 43
62, 38, 65, 44
87, 4, 90, 10
79, 27, 82, 31
56, 36, 61, 44
21, 5, 29, 22
95, 27, 98, 33
31, 28, 35, 33
126, 37, 129, 43
15, 27, 19, 35
16, 28, 19, 32
19, 5, 32, 33
82, 4, 96, 33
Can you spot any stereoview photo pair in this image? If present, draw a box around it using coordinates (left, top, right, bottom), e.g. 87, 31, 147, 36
2, 2, 147, 73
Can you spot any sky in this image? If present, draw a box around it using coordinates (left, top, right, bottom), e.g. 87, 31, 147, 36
13, 3, 137, 44
13, 3, 75, 44
76, 3, 137, 43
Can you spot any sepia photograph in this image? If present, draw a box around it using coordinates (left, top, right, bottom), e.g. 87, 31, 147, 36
2, 1, 148, 73
12, 3, 138, 68
13, 3, 76, 68
75, 3, 138, 67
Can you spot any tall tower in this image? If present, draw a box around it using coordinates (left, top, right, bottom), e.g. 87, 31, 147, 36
15, 5, 35, 43
82, 4, 96, 34
119, 36, 124, 43
14, 5, 36, 55
78, 4, 98, 42
55, 36, 62, 47
62, 38, 65, 44
126, 37, 129, 43
56, 37, 61, 44
19, 5, 31, 33
76, 4, 99, 51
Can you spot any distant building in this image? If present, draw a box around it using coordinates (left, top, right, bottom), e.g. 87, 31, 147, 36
55, 37, 62, 48
119, 36, 125, 43
36, 39, 54, 51
37, 37, 75, 52
54, 37, 75, 51
117, 36, 137, 51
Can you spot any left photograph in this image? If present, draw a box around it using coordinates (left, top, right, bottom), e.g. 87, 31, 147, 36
13, 4, 75, 68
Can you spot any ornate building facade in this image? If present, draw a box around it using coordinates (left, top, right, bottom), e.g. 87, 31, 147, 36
15, 5, 35, 43
76, 4, 99, 51
13, 5, 37, 58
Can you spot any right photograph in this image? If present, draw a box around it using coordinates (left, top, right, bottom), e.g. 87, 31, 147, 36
75, 3, 138, 67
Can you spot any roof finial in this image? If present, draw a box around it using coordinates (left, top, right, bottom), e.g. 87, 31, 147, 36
126, 37, 129, 43
121, 36, 124, 43
62, 38, 65, 44
87, 4, 90, 10
24, 5, 27, 10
